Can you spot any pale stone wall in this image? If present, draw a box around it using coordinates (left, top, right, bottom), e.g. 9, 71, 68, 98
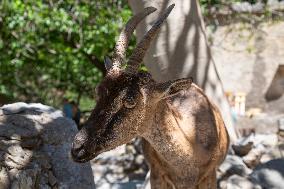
209, 21, 284, 113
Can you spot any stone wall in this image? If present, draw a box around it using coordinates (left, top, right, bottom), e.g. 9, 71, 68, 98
0, 103, 95, 189
209, 21, 284, 113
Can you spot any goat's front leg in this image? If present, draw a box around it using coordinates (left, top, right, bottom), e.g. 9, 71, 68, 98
196, 169, 217, 189
142, 139, 173, 189
149, 168, 176, 189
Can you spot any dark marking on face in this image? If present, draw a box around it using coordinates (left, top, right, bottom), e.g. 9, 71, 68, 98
71, 71, 154, 162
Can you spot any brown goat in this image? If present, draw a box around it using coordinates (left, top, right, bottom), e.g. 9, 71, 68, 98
71, 4, 229, 189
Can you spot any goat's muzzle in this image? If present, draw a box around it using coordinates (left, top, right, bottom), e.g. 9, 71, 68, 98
71, 129, 94, 163
71, 142, 91, 163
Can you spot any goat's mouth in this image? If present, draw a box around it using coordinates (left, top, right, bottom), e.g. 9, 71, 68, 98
71, 149, 88, 163
71, 142, 102, 163
71, 147, 100, 163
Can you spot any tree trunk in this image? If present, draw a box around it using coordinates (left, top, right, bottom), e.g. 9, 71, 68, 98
128, 0, 238, 141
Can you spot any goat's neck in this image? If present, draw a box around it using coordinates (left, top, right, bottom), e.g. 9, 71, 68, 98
141, 101, 196, 169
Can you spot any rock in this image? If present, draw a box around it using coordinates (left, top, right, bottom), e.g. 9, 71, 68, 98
91, 139, 149, 189
1, 103, 56, 115
250, 159, 284, 189
38, 184, 51, 189
142, 171, 151, 189
1, 102, 29, 115
11, 169, 39, 189
48, 171, 57, 187
34, 152, 52, 170
254, 134, 279, 147
237, 133, 278, 148
243, 144, 265, 168
232, 142, 253, 156
279, 118, 284, 132
260, 145, 284, 164
4, 145, 33, 169
218, 155, 252, 179
111, 181, 144, 189
219, 174, 261, 189
0, 166, 10, 189
20, 137, 42, 149
0, 103, 95, 189
135, 155, 145, 165
279, 118, 284, 137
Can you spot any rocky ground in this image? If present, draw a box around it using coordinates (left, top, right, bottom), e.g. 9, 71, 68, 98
91, 139, 148, 189
218, 133, 284, 189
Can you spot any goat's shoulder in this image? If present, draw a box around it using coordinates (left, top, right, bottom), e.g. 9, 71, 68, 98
164, 83, 221, 150
166, 83, 215, 118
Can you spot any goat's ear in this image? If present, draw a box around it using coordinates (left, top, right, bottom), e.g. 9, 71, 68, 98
104, 56, 113, 71
154, 78, 193, 100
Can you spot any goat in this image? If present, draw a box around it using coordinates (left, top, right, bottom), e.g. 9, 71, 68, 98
71, 4, 229, 189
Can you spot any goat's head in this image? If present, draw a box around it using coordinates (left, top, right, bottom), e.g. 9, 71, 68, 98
71, 4, 192, 163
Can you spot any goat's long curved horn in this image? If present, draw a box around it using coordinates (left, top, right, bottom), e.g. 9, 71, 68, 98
111, 7, 157, 71
126, 4, 175, 73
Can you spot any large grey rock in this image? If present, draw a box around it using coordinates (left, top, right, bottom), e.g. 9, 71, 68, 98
0, 103, 95, 189
250, 159, 284, 189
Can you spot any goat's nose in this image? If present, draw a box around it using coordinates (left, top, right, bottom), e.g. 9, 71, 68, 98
71, 130, 90, 162
72, 132, 87, 147
72, 128, 89, 149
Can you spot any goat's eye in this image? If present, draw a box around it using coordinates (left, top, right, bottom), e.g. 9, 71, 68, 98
124, 98, 136, 109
